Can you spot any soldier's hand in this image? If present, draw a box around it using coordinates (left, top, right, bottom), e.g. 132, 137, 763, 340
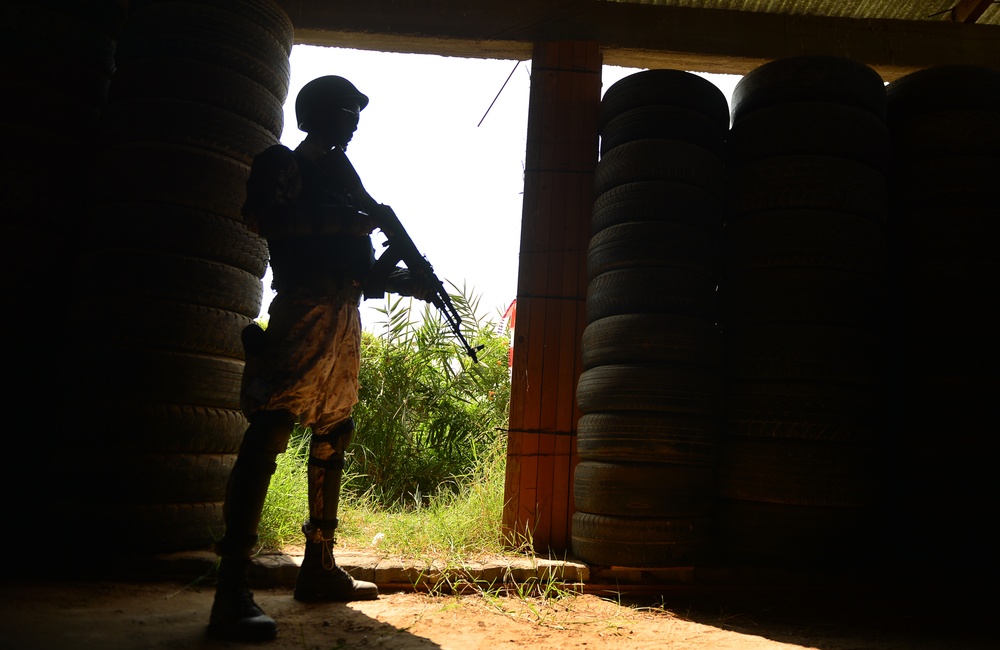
368, 204, 397, 237
350, 211, 378, 235
386, 268, 438, 303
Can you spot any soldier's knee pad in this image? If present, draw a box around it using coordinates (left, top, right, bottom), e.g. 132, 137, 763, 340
309, 417, 355, 468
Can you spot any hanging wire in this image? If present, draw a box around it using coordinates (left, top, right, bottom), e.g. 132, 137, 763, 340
478, 59, 524, 127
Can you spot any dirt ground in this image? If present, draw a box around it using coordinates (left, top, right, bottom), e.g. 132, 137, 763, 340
0, 576, 993, 650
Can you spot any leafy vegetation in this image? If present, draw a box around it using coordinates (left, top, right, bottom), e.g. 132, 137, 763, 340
258, 284, 516, 558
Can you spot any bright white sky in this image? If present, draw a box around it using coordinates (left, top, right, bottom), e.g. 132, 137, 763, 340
260, 45, 741, 332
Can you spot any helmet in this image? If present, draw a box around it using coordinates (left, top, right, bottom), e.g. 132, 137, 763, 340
294, 75, 370, 132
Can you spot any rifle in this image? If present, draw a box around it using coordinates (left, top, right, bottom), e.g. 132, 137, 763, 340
363, 205, 482, 363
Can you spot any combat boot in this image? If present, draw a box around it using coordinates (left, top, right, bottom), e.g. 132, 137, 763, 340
208, 558, 277, 641
208, 408, 294, 640
293, 523, 379, 602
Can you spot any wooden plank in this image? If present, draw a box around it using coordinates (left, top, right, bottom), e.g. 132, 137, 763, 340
533, 42, 570, 550
556, 39, 586, 434
555, 298, 578, 433
551, 432, 574, 550
951, 0, 993, 23
534, 432, 555, 547
503, 291, 532, 542
561, 41, 601, 551
501, 428, 522, 545
505, 43, 552, 543
572, 295, 588, 427
517, 430, 539, 547
514, 307, 542, 538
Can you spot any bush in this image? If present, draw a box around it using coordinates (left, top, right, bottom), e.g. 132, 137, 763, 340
350, 285, 512, 508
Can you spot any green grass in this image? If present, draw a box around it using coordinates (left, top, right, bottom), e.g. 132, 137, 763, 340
258, 428, 530, 563
337, 433, 518, 560
257, 430, 310, 550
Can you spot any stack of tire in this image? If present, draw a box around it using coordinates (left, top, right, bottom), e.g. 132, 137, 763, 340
883, 66, 1000, 570
64, 0, 293, 554
0, 0, 127, 559
716, 56, 890, 568
571, 70, 729, 567
0, 0, 124, 309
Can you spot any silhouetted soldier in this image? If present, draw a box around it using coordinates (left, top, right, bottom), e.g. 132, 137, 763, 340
209, 75, 435, 642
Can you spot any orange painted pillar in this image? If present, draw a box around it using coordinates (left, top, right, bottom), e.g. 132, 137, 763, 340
502, 41, 602, 555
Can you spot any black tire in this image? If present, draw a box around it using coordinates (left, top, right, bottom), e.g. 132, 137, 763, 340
74, 345, 244, 409
886, 65, 1000, 124
7, 66, 104, 135
731, 55, 887, 124
900, 267, 994, 324
896, 206, 1000, 316
587, 267, 719, 322
587, 221, 721, 281
576, 364, 724, 416
905, 318, 999, 378
571, 512, 712, 567
888, 109, 1000, 159
904, 376, 1000, 427
577, 411, 720, 465
723, 209, 887, 279
9, 0, 129, 40
574, 461, 715, 517
109, 55, 285, 139
116, 0, 292, 100
725, 322, 883, 385
727, 101, 890, 172
714, 498, 878, 568
2, 2, 118, 79
896, 206, 1000, 251
69, 450, 235, 504
90, 143, 250, 221
716, 438, 881, 507
592, 181, 724, 237
600, 105, 725, 158
74, 398, 247, 453
594, 139, 724, 198
891, 155, 1000, 211
599, 69, 730, 132
0, 168, 77, 231
77, 249, 263, 317
900, 260, 1000, 313
98, 98, 278, 167
84, 201, 268, 277
76, 295, 252, 359
725, 379, 883, 442
67, 501, 225, 554
581, 314, 723, 370
722, 267, 883, 330
728, 155, 889, 224
0, 222, 55, 296
90, 142, 251, 221
128, 0, 295, 52
0, 122, 89, 180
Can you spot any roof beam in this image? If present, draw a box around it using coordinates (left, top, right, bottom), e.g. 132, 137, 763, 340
277, 1, 1000, 80
951, 0, 994, 23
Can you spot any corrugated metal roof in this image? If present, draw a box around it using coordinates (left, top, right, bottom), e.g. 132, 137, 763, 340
607, 0, 1000, 25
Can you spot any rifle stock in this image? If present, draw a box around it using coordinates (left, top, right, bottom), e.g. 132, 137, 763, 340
365, 206, 482, 363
